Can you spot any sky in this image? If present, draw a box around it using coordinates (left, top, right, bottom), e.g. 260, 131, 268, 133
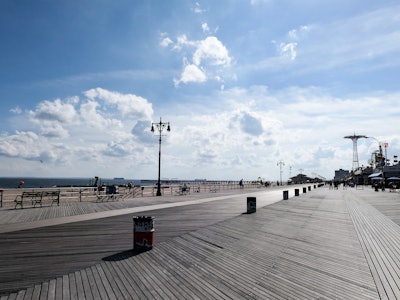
1, 0, 400, 182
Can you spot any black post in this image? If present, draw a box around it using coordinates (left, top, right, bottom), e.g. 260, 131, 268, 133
151, 118, 170, 197
157, 128, 162, 196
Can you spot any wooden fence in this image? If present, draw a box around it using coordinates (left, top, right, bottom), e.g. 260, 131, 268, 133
0, 181, 261, 209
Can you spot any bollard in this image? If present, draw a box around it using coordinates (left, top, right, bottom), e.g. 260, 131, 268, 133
295, 189, 299, 196
308, 186, 311, 191
247, 197, 256, 213
133, 216, 155, 251
303, 187, 307, 193
283, 190, 289, 200
0, 190, 2, 208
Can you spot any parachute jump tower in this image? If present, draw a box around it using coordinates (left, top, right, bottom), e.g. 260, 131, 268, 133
344, 134, 367, 171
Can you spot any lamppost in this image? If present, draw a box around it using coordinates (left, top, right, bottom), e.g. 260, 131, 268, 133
151, 117, 170, 196
277, 160, 285, 185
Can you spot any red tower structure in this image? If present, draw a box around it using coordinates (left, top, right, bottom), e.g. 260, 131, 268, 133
344, 134, 367, 171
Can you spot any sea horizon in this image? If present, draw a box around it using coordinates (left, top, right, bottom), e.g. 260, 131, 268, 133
0, 177, 146, 189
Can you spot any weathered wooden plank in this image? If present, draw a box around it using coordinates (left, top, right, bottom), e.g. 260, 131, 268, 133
346, 192, 400, 299
131, 255, 176, 300
78, 270, 93, 300
148, 249, 203, 299
94, 264, 117, 300
73, 271, 85, 300
38, 281, 49, 300
88, 266, 108, 300
153, 244, 221, 300
111, 259, 148, 300
46, 279, 56, 300
124, 255, 168, 300
103, 260, 140, 300
14, 290, 25, 300
83, 267, 100, 300
140, 251, 192, 299
67, 273, 77, 300
31, 284, 41, 300
100, 262, 128, 300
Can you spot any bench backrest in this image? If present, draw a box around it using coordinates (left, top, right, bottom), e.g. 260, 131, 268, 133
22, 192, 42, 197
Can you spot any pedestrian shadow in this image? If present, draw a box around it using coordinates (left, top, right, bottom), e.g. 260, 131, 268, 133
102, 249, 147, 261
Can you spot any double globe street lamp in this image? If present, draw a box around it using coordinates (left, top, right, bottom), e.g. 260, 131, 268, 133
277, 160, 285, 186
151, 118, 171, 196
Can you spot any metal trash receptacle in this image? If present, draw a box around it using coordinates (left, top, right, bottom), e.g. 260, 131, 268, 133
247, 197, 256, 213
283, 190, 289, 200
303, 187, 307, 193
295, 189, 299, 196
133, 216, 155, 251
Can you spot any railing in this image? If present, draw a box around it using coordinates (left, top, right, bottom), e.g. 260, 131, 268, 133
0, 181, 262, 209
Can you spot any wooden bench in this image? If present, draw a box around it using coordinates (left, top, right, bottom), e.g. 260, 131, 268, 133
42, 191, 60, 206
14, 191, 60, 209
209, 186, 218, 193
96, 193, 121, 202
96, 185, 121, 202
175, 186, 190, 196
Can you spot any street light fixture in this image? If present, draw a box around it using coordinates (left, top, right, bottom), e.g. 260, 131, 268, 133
151, 117, 170, 196
277, 160, 285, 185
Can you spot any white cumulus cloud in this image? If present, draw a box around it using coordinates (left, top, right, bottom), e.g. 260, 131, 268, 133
163, 32, 233, 86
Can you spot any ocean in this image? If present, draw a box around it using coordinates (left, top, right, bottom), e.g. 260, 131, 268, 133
0, 177, 144, 189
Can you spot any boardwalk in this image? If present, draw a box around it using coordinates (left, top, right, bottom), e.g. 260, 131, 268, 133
1, 185, 400, 299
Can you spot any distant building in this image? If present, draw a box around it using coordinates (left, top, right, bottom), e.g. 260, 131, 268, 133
353, 166, 373, 185
334, 169, 350, 182
383, 164, 400, 178
290, 174, 313, 184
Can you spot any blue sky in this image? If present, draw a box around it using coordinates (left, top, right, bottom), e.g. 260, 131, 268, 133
1, 0, 400, 181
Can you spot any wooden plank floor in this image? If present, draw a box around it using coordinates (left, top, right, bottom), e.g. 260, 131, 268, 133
0, 188, 282, 296
346, 189, 400, 299
3, 186, 400, 299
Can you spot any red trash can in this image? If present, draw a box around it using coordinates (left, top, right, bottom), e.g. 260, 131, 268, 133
133, 216, 155, 251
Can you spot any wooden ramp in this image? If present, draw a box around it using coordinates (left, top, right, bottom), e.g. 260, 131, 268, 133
4, 188, 397, 299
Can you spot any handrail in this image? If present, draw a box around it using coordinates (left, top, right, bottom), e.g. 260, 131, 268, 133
0, 182, 264, 208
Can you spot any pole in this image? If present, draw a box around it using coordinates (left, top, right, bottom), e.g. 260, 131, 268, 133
151, 117, 170, 197
277, 160, 285, 185
157, 127, 162, 196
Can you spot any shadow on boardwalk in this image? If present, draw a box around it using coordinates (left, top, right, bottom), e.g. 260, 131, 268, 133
102, 249, 142, 262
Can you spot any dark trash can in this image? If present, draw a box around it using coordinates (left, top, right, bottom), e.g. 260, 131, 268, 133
308, 186, 311, 191
295, 189, 299, 196
247, 197, 256, 213
303, 187, 307, 193
283, 190, 289, 200
133, 216, 155, 251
